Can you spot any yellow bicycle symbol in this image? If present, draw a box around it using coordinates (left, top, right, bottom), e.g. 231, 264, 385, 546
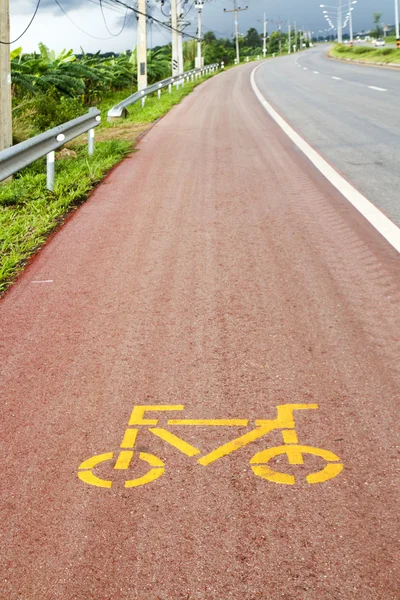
78, 404, 343, 489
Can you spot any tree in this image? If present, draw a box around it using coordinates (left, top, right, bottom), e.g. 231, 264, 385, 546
203, 31, 217, 43
244, 27, 262, 48
372, 12, 383, 38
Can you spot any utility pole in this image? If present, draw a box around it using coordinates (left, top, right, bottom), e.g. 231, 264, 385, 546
262, 12, 267, 57
349, 0, 354, 46
288, 21, 291, 54
171, 0, 179, 76
224, 0, 248, 65
395, 0, 400, 48
137, 0, 147, 90
337, 0, 343, 43
0, 0, 12, 151
177, 0, 183, 74
195, 0, 204, 68
294, 21, 297, 51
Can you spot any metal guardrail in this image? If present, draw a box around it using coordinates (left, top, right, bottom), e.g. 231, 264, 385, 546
0, 64, 219, 190
0, 108, 101, 190
108, 64, 220, 120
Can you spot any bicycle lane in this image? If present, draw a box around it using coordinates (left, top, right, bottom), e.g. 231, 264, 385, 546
0, 62, 399, 600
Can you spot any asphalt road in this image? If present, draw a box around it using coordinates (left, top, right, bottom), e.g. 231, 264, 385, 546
1, 62, 399, 599
255, 45, 400, 225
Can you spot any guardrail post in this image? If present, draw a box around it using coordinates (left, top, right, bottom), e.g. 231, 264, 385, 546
168, 83, 172, 93
88, 128, 95, 156
46, 151, 55, 191
141, 97, 146, 108
158, 90, 161, 99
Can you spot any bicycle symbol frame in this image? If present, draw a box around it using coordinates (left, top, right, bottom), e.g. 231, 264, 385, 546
78, 404, 343, 489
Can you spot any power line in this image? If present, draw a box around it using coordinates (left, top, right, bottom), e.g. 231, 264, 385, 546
108, 0, 199, 40
54, 0, 129, 40
0, 0, 42, 45
99, 0, 130, 35
86, 0, 127, 15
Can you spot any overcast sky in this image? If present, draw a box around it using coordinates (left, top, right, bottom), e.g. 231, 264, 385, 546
10, 0, 398, 54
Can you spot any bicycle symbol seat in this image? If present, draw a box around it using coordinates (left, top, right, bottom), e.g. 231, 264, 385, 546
78, 403, 343, 489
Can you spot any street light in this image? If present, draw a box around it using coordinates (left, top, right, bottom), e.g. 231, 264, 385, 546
320, 1, 357, 43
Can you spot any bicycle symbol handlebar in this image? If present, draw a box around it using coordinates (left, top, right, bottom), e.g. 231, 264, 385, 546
78, 404, 343, 489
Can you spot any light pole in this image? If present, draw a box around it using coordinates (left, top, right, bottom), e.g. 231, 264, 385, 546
348, 1, 357, 46
321, 2, 357, 43
337, 0, 342, 43
395, 0, 400, 48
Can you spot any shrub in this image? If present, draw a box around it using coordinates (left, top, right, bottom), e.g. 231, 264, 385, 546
32, 93, 86, 131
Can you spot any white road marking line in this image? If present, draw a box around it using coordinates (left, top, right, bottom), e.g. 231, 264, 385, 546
331, 76, 342, 80
303, 67, 308, 70
250, 66, 400, 254
313, 71, 319, 74
32, 280, 54, 284
368, 86, 387, 92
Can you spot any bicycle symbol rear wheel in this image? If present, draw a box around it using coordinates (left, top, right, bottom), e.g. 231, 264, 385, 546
250, 445, 343, 485
78, 451, 165, 489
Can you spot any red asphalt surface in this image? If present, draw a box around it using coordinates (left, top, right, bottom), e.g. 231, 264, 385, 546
1, 63, 399, 600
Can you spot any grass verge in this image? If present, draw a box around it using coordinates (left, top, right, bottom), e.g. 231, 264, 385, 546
330, 44, 400, 64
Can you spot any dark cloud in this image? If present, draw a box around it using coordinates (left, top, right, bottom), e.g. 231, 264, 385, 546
13, 0, 399, 37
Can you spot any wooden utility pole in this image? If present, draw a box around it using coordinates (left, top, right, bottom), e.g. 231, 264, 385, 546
0, 0, 12, 151
137, 0, 147, 90
224, 0, 248, 65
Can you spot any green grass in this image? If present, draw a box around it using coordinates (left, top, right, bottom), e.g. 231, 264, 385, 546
0, 140, 131, 293
1, 72, 217, 294
330, 44, 400, 64
98, 73, 214, 128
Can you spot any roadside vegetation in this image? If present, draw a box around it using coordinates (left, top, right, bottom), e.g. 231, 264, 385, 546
0, 72, 214, 295
1, 25, 305, 294
330, 44, 400, 64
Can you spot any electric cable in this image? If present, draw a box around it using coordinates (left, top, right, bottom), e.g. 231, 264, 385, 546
0, 0, 42, 45
54, 0, 129, 40
99, 0, 130, 35
108, 0, 199, 40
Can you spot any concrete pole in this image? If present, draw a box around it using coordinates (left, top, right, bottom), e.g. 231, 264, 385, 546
349, 0, 353, 46
234, 0, 240, 65
0, 0, 12, 151
195, 1, 204, 68
338, 0, 343, 43
171, 0, 179, 76
177, 0, 184, 74
137, 0, 147, 90
263, 12, 267, 57
279, 24, 282, 55
395, 0, 400, 47
288, 22, 291, 54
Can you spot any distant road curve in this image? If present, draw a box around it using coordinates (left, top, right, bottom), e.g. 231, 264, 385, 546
254, 45, 400, 225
